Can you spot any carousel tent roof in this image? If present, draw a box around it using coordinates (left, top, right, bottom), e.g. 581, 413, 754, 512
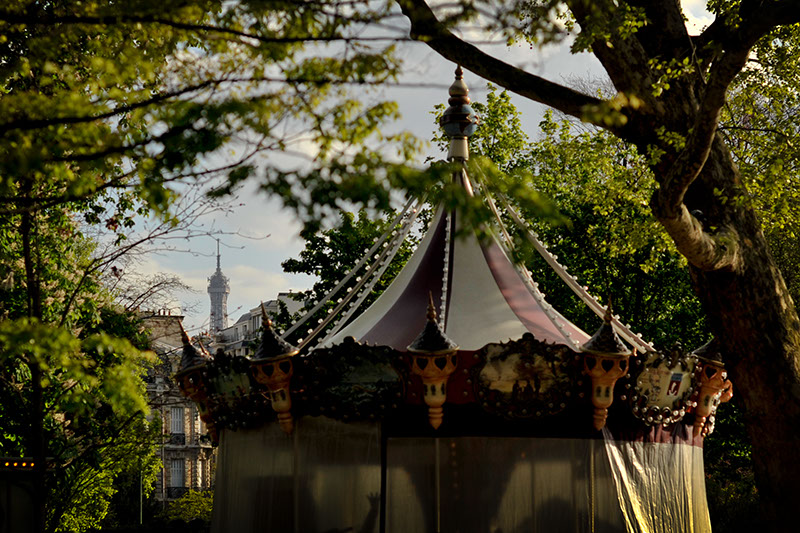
308, 67, 648, 356
324, 197, 590, 351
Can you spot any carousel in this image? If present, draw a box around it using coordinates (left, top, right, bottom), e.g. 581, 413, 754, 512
176, 68, 733, 533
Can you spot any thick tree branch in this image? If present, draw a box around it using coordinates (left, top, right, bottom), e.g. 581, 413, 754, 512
646, 0, 797, 272
655, 200, 740, 271
659, 50, 750, 213
626, 0, 691, 57
396, 0, 610, 128
652, 46, 751, 271
567, 0, 660, 108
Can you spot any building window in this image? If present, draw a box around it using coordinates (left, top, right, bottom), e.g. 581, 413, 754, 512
170, 458, 185, 488
170, 407, 184, 434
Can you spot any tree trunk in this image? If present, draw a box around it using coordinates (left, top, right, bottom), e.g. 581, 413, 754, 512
20, 187, 47, 533
685, 144, 800, 530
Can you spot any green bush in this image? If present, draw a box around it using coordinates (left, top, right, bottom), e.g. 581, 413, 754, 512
158, 491, 213, 524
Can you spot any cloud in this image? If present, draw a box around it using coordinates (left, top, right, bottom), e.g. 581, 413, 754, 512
681, 0, 714, 33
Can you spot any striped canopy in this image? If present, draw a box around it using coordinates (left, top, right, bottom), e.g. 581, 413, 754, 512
325, 202, 590, 352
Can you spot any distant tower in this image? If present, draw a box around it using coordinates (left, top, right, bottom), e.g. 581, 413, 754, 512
207, 239, 230, 333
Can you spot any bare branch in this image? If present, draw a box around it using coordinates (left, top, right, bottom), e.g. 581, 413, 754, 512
0, 11, 405, 45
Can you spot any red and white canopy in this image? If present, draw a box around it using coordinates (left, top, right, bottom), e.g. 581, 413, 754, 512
325, 201, 590, 351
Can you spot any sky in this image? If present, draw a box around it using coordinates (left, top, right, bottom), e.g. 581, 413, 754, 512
137, 2, 715, 335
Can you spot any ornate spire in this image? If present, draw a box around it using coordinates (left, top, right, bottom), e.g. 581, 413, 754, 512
251, 302, 298, 434
408, 293, 459, 429
440, 65, 479, 161
581, 298, 632, 431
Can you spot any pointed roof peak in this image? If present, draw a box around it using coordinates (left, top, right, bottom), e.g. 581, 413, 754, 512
252, 305, 298, 361
441, 64, 478, 159
426, 292, 437, 322
603, 297, 613, 323
582, 296, 630, 356
178, 321, 211, 372
408, 295, 458, 354
448, 66, 470, 105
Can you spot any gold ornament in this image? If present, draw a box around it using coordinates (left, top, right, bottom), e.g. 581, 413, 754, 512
407, 294, 459, 429
251, 302, 299, 435
693, 360, 733, 437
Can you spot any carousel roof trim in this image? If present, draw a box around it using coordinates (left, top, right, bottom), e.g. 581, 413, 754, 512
281, 196, 419, 346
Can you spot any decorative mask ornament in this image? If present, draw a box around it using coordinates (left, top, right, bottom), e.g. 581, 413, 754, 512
582, 303, 632, 430
692, 341, 733, 437
628, 344, 697, 427
407, 294, 459, 429
250, 303, 299, 435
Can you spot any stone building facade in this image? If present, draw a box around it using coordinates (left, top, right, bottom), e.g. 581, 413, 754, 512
141, 311, 216, 504
213, 293, 302, 356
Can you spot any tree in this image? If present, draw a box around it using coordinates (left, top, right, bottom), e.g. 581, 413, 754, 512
396, 1, 800, 527
0, 288, 161, 532
0, 0, 418, 224
0, 3, 410, 531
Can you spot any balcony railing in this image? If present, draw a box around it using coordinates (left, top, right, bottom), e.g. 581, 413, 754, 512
165, 434, 214, 447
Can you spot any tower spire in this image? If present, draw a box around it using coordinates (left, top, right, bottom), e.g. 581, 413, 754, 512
208, 239, 230, 333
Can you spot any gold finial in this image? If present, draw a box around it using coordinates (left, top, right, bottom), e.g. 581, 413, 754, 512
427, 292, 437, 322
179, 320, 191, 344
260, 301, 272, 329
604, 296, 613, 323
455, 65, 463, 80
